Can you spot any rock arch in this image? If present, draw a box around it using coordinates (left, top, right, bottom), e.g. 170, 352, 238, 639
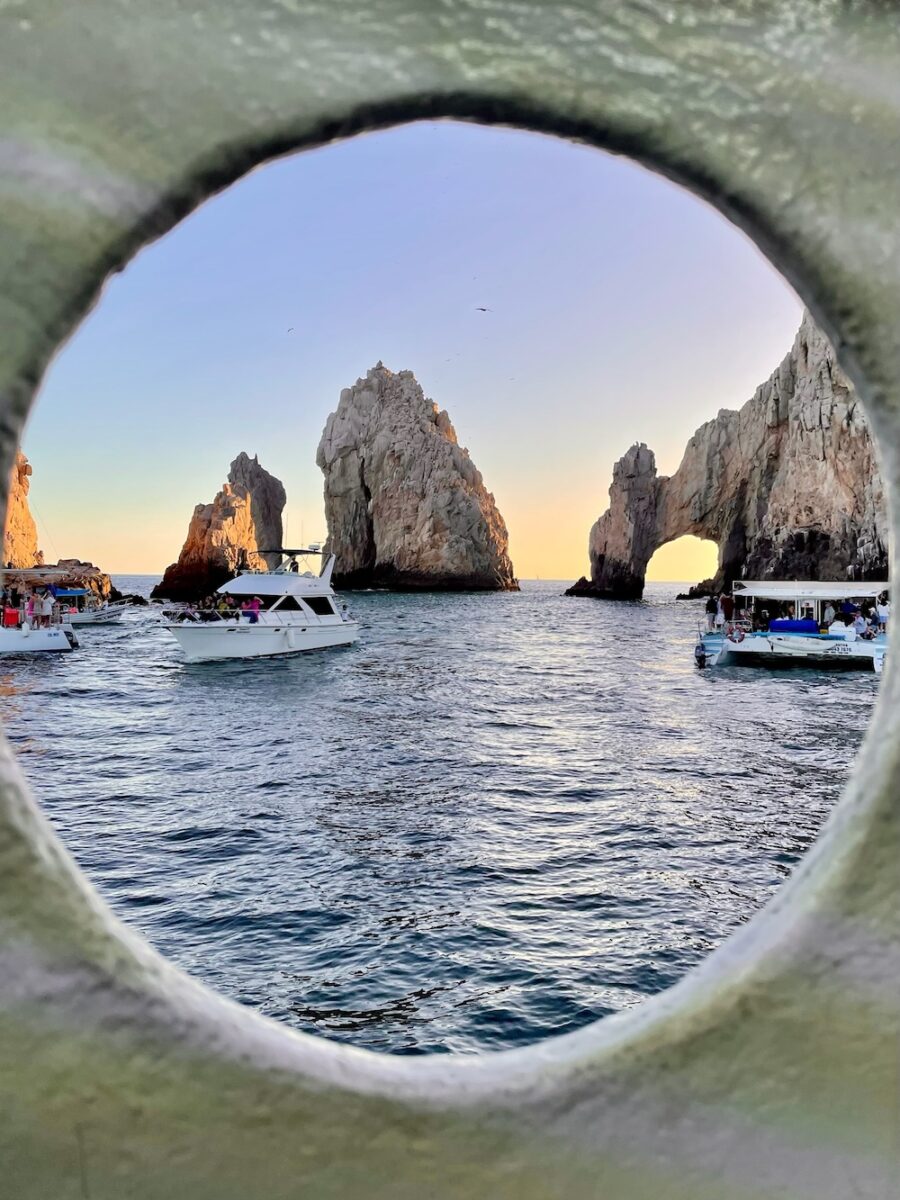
568, 314, 888, 599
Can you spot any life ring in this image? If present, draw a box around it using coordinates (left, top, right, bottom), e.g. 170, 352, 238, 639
727, 627, 745, 644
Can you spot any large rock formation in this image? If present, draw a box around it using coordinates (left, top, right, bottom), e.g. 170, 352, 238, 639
3, 452, 43, 568
568, 313, 888, 599
151, 453, 286, 601
317, 364, 517, 590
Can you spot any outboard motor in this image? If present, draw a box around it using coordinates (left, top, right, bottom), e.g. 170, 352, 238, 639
694, 640, 709, 669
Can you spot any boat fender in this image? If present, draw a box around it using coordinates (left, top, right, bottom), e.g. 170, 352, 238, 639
286, 628, 296, 649
727, 628, 745, 643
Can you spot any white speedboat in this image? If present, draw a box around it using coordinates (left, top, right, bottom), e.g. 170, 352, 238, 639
696, 581, 888, 673
163, 548, 359, 663
56, 588, 127, 624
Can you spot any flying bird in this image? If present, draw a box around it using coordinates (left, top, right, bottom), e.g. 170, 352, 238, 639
475, 306, 492, 312
287, 327, 294, 332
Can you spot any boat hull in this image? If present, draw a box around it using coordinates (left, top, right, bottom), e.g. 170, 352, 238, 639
0, 625, 76, 654
702, 631, 886, 672
68, 604, 127, 625
165, 619, 359, 663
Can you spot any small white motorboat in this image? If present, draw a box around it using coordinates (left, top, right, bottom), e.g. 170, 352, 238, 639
695, 581, 889, 673
163, 547, 359, 663
55, 588, 127, 625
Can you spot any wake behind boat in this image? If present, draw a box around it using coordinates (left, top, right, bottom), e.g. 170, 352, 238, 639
163, 547, 359, 663
695, 581, 889, 673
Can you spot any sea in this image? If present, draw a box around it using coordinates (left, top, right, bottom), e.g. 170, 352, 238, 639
0, 579, 875, 1055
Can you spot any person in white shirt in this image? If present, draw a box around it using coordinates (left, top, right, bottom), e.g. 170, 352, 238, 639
876, 598, 890, 632
823, 602, 836, 627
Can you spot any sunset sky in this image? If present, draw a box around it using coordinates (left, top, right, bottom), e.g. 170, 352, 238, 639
24, 121, 802, 580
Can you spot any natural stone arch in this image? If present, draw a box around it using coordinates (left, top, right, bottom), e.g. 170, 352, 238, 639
572, 314, 889, 600
2, 5, 900, 1200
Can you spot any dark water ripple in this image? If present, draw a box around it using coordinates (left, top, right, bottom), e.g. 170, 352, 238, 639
0, 580, 874, 1053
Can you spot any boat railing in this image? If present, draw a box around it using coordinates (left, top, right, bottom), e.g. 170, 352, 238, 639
170, 607, 340, 626
3, 603, 73, 630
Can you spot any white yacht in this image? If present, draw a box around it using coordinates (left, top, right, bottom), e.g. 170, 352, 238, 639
163, 548, 359, 663
696, 581, 889, 672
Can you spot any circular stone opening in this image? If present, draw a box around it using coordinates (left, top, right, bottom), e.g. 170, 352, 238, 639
4, 122, 886, 1055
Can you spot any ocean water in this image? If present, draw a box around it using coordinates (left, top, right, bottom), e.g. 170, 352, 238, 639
0, 579, 875, 1054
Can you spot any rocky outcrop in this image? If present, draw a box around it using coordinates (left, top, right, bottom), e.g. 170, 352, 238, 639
317, 364, 517, 590
3, 452, 43, 568
151, 453, 286, 601
568, 313, 887, 599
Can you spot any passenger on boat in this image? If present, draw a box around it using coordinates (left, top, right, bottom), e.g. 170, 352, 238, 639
24, 592, 35, 627
854, 612, 875, 639
704, 595, 717, 631
877, 597, 890, 631
720, 593, 735, 623
241, 597, 262, 624
823, 602, 836, 627
39, 591, 53, 628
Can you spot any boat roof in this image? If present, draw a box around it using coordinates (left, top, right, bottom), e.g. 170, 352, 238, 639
733, 580, 888, 600
217, 553, 336, 596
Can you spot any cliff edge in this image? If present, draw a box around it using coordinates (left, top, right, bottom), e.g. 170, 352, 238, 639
3, 452, 43, 568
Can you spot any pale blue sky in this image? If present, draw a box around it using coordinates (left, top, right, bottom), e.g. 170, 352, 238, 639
25, 121, 802, 577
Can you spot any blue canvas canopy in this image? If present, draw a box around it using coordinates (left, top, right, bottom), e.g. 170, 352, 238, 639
55, 589, 88, 597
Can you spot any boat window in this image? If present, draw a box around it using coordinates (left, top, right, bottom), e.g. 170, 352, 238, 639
302, 596, 336, 617
272, 595, 303, 611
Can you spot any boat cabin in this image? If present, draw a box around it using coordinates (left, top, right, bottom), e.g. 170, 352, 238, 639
208, 548, 347, 623
732, 580, 889, 631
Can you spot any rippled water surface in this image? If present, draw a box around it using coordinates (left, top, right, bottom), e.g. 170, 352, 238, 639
1, 580, 875, 1053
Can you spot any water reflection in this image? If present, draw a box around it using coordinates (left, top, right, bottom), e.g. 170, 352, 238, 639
0, 580, 874, 1053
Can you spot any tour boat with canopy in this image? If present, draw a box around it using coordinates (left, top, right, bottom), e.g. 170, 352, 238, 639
695, 580, 889, 672
163, 547, 359, 662
0, 570, 78, 655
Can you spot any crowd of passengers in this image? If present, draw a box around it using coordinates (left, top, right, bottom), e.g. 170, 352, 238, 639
172, 595, 351, 623
0, 584, 60, 629
172, 595, 264, 623
704, 592, 891, 638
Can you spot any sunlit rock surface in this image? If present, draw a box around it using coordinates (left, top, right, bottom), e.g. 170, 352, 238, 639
317, 364, 518, 590
3, 452, 43, 568
568, 313, 888, 598
151, 453, 286, 601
